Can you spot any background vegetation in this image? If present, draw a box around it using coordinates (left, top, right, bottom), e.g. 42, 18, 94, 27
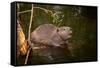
17, 3, 97, 65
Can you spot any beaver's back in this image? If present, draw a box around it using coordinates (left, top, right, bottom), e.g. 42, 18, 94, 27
31, 24, 57, 42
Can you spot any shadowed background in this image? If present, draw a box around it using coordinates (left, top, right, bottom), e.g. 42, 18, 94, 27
17, 3, 97, 65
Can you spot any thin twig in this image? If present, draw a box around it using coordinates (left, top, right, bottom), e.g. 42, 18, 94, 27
17, 3, 19, 11
18, 10, 31, 14
17, 3, 20, 18
24, 4, 34, 64
28, 5, 34, 43
18, 7, 53, 15
24, 46, 31, 64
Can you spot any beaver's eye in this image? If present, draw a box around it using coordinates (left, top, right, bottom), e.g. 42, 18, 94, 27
63, 29, 65, 30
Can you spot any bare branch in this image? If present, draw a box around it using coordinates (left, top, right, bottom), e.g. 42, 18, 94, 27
28, 4, 34, 43
24, 47, 31, 64
18, 7, 53, 15
18, 10, 31, 14
25, 4, 34, 65
17, 3, 20, 11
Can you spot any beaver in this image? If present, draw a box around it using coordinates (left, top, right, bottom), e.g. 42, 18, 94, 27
30, 24, 72, 47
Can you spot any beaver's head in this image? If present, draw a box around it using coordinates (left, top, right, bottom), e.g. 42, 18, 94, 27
57, 26, 72, 40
